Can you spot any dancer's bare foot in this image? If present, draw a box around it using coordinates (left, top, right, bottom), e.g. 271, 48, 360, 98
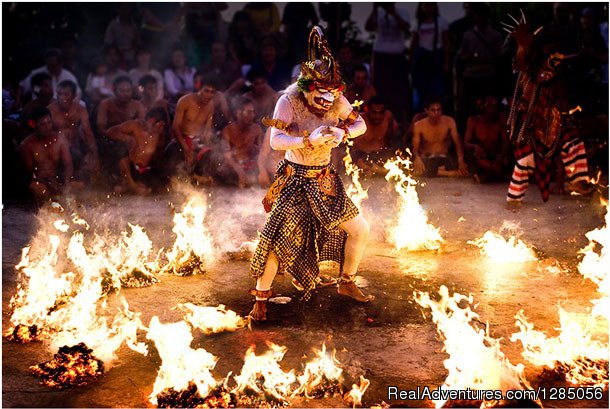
337, 278, 374, 302
249, 300, 267, 321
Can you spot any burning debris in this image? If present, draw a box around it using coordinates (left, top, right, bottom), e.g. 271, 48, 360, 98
384, 155, 444, 251
414, 286, 540, 408
511, 308, 608, 389
177, 303, 247, 334
163, 196, 217, 276
510, 203, 609, 389
155, 382, 235, 408
344, 375, 371, 408
468, 222, 538, 264
30, 342, 104, 389
3, 324, 40, 343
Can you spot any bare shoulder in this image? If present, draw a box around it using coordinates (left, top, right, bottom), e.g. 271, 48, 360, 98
20, 134, 36, 149
98, 97, 113, 110
176, 93, 195, 107
442, 115, 456, 125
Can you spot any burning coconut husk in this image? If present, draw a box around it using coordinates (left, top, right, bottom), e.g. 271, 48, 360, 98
292, 342, 345, 399
177, 303, 247, 335
510, 202, 609, 389
3, 324, 40, 343
344, 375, 371, 408
384, 155, 444, 252
414, 286, 541, 408
30, 342, 104, 389
343, 145, 369, 210
156, 381, 235, 408
162, 196, 217, 276
511, 308, 608, 389
468, 221, 538, 264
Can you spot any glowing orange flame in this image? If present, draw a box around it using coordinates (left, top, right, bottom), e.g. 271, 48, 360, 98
384, 156, 443, 251
343, 145, 369, 210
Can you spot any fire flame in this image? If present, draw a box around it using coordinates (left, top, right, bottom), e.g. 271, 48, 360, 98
177, 303, 247, 335
468, 222, 537, 263
414, 286, 534, 408
343, 145, 369, 210
292, 342, 344, 398
344, 375, 371, 408
147, 316, 220, 405
510, 202, 609, 389
577, 202, 609, 320
162, 196, 217, 276
384, 155, 443, 251
232, 342, 297, 402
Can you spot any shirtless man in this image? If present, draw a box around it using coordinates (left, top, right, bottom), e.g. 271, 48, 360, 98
20, 107, 74, 204
48, 80, 100, 183
106, 107, 167, 195
243, 69, 278, 123
138, 74, 169, 117
97, 76, 145, 136
221, 98, 263, 187
412, 97, 468, 177
343, 65, 377, 107
21, 73, 54, 121
351, 96, 399, 174
464, 96, 510, 183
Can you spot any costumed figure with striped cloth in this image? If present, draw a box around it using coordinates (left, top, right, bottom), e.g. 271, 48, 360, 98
249, 26, 374, 322
505, 16, 593, 204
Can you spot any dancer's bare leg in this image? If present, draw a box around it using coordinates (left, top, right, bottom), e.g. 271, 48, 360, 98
249, 251, 279, 321
337, 214, 374, 302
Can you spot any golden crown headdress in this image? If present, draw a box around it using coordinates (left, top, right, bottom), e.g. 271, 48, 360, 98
299, 26, 342, 90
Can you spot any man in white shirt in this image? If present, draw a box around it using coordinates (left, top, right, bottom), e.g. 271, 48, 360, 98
249, 27, 374, 322
18, 49, 81, 103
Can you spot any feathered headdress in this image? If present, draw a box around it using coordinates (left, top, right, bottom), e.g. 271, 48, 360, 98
297, 26, 343, 92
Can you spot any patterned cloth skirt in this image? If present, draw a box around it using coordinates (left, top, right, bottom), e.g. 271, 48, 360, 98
250, 160, 359, 301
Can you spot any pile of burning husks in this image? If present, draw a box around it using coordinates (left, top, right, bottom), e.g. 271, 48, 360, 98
30, 343, 104, 388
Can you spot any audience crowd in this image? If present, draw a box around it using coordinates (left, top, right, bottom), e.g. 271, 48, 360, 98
2, 2, 608, 205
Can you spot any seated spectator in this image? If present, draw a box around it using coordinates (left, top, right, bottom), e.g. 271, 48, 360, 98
21, 73, 54, 121
412, 96, 467, 177
464, 95, 510, 183
19, 107, 75, 204
200, 42, 245, 95
220, 97, 263, 187
104, 3, 140, 68
169, 77, 226, 183
257, 127, 284, 187
48, 80, 100, 184
85, 58, 115, 106
138, 75, 170, 119
130, 48, 165, 100
351, 97, 399, 175
18, 48, 81, 105
164, 47, 197, 103
343, 64, 377, 107
243, 68, 278, 123
97, 76, 146, 183
106, 107, 168, 195
97, 76, 145, 136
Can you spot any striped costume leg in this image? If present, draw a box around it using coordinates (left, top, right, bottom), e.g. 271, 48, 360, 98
507, 153, 536, 202
561, 138, 589, 184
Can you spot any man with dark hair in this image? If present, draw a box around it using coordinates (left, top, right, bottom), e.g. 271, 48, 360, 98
351, 96, 399, 174
19, 107, 74, 204
343, 64, 377, 107
412, 96, 468, 177
97, 75, 145, 136
48, 80, 100, 184
170, 75, 229, 183
243, 68, 278, 122
18, 48, 81, 105
138, 74, 169, 116
21, 73, 54, 120
220, 97, 263, 187
106, 107, 168, 195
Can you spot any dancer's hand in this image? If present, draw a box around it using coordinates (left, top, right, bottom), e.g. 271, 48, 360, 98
309, 126, 337, 146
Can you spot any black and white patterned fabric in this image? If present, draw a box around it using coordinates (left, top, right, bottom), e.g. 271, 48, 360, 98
250, 159, 359, 301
